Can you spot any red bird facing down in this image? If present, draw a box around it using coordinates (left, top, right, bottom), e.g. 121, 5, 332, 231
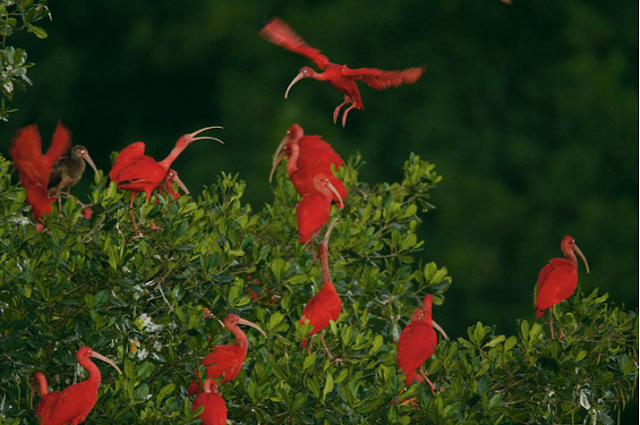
260, 17, 425, 126
396, 294, 444, 394
269, 124, 347, 204
534, 235, 590, 339
188, 314, 266, 395
9, 122, 71, 230
300, 220, 342, 360
109, 126, 222, 231
33, 347, 122, 425
192, 378, 227, 425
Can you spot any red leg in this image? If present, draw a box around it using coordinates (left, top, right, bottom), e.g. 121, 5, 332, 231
128, 192, 140, 232
341, 103, 357, 127
333, 98, 349, 124
419, 364, 436, 395
549, 312, 555, 340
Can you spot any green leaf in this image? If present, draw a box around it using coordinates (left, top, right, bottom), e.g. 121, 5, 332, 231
321, 372, 334, 402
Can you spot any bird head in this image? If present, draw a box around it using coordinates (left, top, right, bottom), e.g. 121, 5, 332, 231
561, 235, 590, 274
409, 308, 424, 322
165, 169, 189, 196
224, 314, 267, 337
285, 66, 315, 99
174, 126, 224, 149
202, 378, 219, 394
77, 347, 123, 374
71, 145, 99, 176
313, 175, 344, 208
269, 124, 303, 182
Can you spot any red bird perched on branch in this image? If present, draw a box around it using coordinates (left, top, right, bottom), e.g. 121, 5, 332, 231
296, 174, 344, 243
9, 122, 71, 230
33, 347, 122, 425
188, 314, 266, 395
192, 378, 227, 425
396, 294, 447, 394
109, 126, 222, 231
300, 220, 342, 360
260, 17, 425, 126
269, 124, 347, 204
534, 235, 590, 339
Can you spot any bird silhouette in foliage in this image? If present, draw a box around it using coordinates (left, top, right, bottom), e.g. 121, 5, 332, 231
9, 122, 71, 231
534, 235, 590, 339
33, 347, 122, 425
300, 220, 342, 360
191, 378, 227, 425
269, 124, 347, 204
188, 314, 266, 395
109, 126, 222, 231
396, 294, 447, 394
48, 144, 99, 210
260, 17, 425, 126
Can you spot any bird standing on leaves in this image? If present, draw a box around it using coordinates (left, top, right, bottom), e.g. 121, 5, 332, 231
534, 235, 590, 339
300, 220, 342, 360
260, 17, 425, 126
33, 347, 122, 425
188, 314, 266, 395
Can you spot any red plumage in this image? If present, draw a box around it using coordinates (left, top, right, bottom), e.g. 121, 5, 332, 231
33, 347, 121, 425
296, 192, 331, 244
9, 122, 71, 227
260, 17, 425, 126
192, 379, 227, 425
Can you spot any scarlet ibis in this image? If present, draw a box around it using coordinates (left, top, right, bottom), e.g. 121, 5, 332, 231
191, 378, 227, 425
300, 220, 342, 360
296, 174, 344, 243
47, 145, 99, 209
534, 235, 590, 339
260, 18, 425, 126
397, 294, 442, 394
33, 346, 122, 425
269, 124, 347, 205
109, 126, 222, 231
8, 122, 71, 230
188, 314, 266, 395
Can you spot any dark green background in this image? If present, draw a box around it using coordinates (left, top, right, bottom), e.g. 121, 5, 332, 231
1, 0, 637, 340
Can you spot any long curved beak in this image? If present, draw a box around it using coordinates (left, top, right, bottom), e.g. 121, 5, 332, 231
325, 180, 344, 208
269, 135, 290, 182
172, 173, 190, 195
573, 244, 590, 274
90, 351, 123, 375
432, 319, 448, 339
285, 72, 305, 99
81, 152, 99, 176
189, 126, 224, 144
324, 219, 339, 244
237, 317, 267, 338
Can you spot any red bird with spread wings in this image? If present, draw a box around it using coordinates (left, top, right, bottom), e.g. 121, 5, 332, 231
9, 122, 71, 230
109, 126, 222, 231
396, 294, 447, 394
191, 378, 227, 425
300, 220, 342, 360
260, 17, 425, 126
534, 235, 590, 339
33, 347, 122, 425
188, 314, 266, 395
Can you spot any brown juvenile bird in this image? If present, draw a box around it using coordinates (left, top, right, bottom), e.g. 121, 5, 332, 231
48, 145, 99, 209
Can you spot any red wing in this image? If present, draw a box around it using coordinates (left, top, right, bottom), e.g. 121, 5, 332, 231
36, 391, 62, 420
192, 392, 227, 425
300, 287, 341, 334
296, 193, 331, 243
342, 66, 425, 90
534, 259, 578, 316
260, 17, 329, 69
44, 122, 71, 163
109, 142, 147, 182
397, 322, 437, 375
113, 156, 166, 186
298, 136, 345, 169
9, 125, 51, 187
202, 345, 245, 383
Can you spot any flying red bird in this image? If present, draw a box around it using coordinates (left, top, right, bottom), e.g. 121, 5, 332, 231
534, 235, 590, 339
48, 144, 99, 209
396, 294, 443, 394
109, 126, 222, 231
260, 17, 425, 126
269, 124, 347, 204
9, 122, 71, 230
33, 347, 122, 425
191, 378, 227, 425
300, 220, 342, 360
188, 314, 266, 395
296, 174, 343, 243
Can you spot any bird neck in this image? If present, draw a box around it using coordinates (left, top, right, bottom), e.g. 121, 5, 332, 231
158, 142, 188, 171
561, 246, 578, 268
318, 242, 334, 290
79, 356, 102, 387
229, 324, 248, 351
286, 144, 300, 175
33, 372, 48, 396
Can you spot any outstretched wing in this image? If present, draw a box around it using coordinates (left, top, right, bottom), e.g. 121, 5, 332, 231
9, 125, 52, 187
109, 142, 147, 182
342, 66, 425, 90
44, 121, 71, 163
260, 17, 330, 69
